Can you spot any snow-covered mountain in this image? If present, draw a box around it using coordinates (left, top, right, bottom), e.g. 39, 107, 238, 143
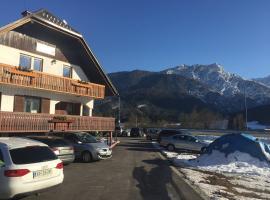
162, 63, 270, 106
253, 75, 270, 88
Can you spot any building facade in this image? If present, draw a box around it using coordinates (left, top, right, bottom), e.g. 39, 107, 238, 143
0, 9, 118, 133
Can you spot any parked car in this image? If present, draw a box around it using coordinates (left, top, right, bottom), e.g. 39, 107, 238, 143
50, 132, 112, 162
27, 136, 75, 165
0, 137, 64, 199
115, 126, 123, 137
130, 128, 143, 137
146, 128, 160, 140
157, 129, 190, 143
160, 134, 207, 153
122, 128, 131, 137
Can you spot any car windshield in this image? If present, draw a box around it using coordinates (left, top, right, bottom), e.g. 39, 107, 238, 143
75, 133, 98, 143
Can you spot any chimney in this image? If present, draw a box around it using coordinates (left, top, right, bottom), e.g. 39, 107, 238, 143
21, 10, 32, 17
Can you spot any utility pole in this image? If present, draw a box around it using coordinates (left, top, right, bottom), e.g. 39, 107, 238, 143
136, 114, 138, 128
118, 96, 121, 125
244, 84, 248, 130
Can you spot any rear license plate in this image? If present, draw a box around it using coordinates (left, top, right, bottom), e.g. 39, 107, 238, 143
33, 168, 52, 179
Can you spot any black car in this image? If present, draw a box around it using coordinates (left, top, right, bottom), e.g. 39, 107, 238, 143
157, 129, 189, 143
130, 128, 143, 137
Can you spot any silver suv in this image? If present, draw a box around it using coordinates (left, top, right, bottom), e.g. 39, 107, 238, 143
50, 132, 112, 163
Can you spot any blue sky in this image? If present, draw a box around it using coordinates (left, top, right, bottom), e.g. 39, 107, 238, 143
1, 0, 270, 78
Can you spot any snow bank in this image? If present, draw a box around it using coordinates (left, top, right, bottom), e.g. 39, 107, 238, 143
188, 150, 270, 175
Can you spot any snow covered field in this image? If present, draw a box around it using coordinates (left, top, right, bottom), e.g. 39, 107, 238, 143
153, 136, 270, 200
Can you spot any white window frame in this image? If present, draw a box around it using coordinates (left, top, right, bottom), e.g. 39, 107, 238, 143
19, 54, 43, 72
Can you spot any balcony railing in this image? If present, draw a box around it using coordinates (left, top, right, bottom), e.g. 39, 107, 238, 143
0, 63, 105, 99
0, 112, 115, 132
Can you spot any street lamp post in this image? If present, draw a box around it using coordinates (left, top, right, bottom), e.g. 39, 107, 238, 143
244, 84, 248, 130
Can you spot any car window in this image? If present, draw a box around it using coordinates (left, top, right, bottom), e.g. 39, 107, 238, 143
65, 134, 78, 143
76, 133, 97, 143
0, 150, 4, 166
10, 146, 57, 164
187, 136, 197, 142
177, 135, 185, 140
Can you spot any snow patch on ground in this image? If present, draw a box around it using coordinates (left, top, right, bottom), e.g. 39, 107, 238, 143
152, 141, 270, 200
188, 150, 270, 175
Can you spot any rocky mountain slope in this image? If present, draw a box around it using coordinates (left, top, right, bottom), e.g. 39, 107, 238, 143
162, 63, 270, 106
94, 64, 270, 125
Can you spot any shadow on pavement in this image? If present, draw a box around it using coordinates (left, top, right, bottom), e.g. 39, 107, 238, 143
133, 159, 177, 200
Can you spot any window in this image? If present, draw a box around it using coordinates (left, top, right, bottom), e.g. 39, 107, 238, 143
187, 136, 197, 142
0, 150, 4, 166
24, 97, 41, 113
63, 66, 72, 78
9, 146, 57, 164
19, 54, 43, 72
19, 54, 31, 69
33, 58, 43, 71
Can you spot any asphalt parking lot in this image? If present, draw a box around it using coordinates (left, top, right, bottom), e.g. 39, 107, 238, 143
23, 137, 202, 200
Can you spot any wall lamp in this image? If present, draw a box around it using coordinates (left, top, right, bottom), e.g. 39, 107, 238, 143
51, 59, 57, 65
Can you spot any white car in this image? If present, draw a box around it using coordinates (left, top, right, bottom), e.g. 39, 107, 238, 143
0, 137, 64, 199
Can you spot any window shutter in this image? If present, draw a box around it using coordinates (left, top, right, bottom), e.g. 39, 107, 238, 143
41, 98, 50, 113
73, 103, 81, 115
14, 95, 25, 112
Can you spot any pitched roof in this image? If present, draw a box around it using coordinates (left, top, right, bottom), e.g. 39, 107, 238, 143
0, 9, 118, 96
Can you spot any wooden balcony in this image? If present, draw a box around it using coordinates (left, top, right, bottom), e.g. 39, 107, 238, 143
0, 112, 115, 133
0, 63, 105, 99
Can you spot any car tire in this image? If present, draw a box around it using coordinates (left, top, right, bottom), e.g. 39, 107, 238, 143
82, 151, 92, 163
167, 144, 175, 151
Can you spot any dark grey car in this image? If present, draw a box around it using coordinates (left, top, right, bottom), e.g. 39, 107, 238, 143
160, 134, 207, 153
51, 132, 112, 163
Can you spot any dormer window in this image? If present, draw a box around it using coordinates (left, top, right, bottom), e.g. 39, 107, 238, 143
63, 65, 72, 78
19, 54, 43, 72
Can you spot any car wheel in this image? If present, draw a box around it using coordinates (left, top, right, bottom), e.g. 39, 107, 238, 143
82, 151, 92, 163
167, 144, 175, 151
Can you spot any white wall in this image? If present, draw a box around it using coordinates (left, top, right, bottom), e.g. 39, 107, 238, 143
0, 85, 94, 116
0, 94, 14, 112
0, 44, 95, 116
0, 44, 89, 81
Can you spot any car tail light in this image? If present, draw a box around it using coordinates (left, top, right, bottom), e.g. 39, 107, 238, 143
4, 169, 30, 177
51, 147, 60, 155
55, 162, 63, 169
69, 147, 74, 151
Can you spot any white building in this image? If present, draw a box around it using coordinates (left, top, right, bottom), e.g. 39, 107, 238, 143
0, 9, 118, 133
